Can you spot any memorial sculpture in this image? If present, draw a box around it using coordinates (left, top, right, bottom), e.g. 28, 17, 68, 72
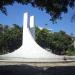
0, 12, 67, 61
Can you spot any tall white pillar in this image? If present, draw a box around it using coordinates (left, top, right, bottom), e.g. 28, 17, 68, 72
30, 16, 35, 39
23, 12, 30, 45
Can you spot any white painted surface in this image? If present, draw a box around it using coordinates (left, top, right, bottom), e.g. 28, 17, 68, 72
30, 16, 35, 39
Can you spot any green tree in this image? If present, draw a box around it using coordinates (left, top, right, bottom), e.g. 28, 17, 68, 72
36, 27, 51, 49
50, 31, 74, 55
0, 24, 22, 54
36, 27, 75, 55
0, 24, 4, 54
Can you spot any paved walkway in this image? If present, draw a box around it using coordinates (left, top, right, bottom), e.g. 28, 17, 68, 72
0, 59, 75, 67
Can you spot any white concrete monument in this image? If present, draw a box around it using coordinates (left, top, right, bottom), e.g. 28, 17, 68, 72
0, 12, 64, 61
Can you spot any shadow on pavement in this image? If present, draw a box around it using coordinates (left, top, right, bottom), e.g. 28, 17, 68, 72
0, 65, 75, 75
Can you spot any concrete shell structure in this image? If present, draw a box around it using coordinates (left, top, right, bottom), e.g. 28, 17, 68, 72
0, 12, 64, 61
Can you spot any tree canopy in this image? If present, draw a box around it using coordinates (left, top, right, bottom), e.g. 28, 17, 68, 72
0, 24, 75, 55
0, 24, 22, 54
0, 0, 75, 22
36, 27, 75, 55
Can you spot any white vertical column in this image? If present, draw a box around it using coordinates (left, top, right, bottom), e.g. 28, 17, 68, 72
30, 16, 35, 28
23, 12, 30, 28
30, 16, 35, 39
23, 12, 30, 45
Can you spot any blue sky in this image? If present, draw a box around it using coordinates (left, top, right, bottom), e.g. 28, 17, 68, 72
0, 3, 75, 36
